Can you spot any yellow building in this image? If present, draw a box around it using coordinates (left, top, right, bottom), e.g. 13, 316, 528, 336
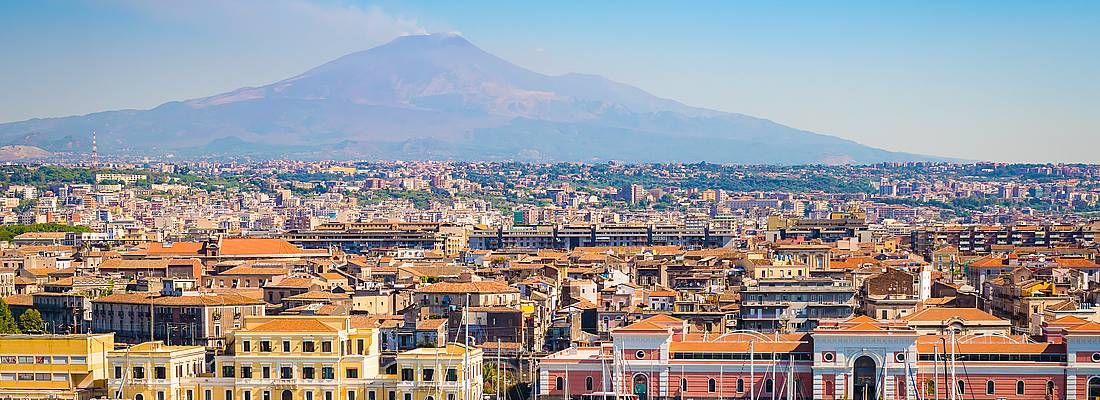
107, 341, 206, 400
0, 333, 115, 400
99, 316, 484, 400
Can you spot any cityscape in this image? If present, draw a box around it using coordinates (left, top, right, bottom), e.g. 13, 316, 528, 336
2, 2, 1100, 400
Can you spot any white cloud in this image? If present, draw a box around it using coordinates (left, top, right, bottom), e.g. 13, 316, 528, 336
112, 0, 426, 46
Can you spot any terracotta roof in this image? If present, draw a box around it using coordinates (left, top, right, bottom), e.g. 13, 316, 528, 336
416, 281, 518, 294
146, 242, 204, 255
416, 319, 447, 330
266, 277, 317, 289
2, 294, 33, 306
220, 238, 304, 255
93, 292, 263, 306
250, 318, 340, 333
903, 307, 1003, 322
219, 265, 290, 276
285, 290, 350, 301
614, 320, 667, 332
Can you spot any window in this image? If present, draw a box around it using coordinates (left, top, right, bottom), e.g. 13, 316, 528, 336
115, 366, 123, 378
263, 391, 270, 400
446, 369, 458, 381
636, 350, 646, 359
402, 368, 415, 381
556, 377, 564, 390
423, 369, 434, 381
737, 378, 745, 392
708, 378, 716, 392
766, 379, 774, 393
158, 391, 166, 400
322, 341, 333, 353
1047, 381, 1055, 396
347, 392, 356, 400
205, 390, 212, 400
136, 395, 144, 400
987, 380, 995, 395
281, 366, 293, 379
681, 378, 687, 391
243, 341, 251, 352
1017, 381, 1025, 395
303, 367, 315, 379
283, 341, 291, 352
306, 393, 314, 400
346, 368, 359, 379
388, 392, 396, 400
303, 341, 315, 352
322, 367, 335, 380
244, 393, 252, 400
133, 367, 146, 380
957, 380, 966, 394
260, 341, 272, 352
70, 356, 86, 364
325, 393, 333, 400
368, 392, 376, 400
226, 390, 234, 400
357, 339, 365, 355
403, 395, 411, 400
241, 367, 253, 379
586, 376, 593, 390
262, 366, 271, 379
155, 366, 167, 380
223, 366, 235, 378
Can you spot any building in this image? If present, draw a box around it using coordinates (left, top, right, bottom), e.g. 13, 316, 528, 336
287, 222, 451, 252
106, 341, 207, 400
538, 313, 1100, 400
0, 333, 114, 400
152, 316, 485, 400
91, 290, 265, 347
739, 278, 857, 332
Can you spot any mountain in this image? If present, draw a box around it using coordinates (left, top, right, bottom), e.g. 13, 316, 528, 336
0, 33, 950, 164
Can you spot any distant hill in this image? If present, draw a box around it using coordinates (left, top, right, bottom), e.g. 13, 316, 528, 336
0, 145, 49, 161
0, 33, 952, 164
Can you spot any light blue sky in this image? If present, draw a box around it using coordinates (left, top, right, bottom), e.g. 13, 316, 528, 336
2, 0, 1098, 162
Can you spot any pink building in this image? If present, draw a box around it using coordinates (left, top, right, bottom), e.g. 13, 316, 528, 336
539, 313, 1100, 400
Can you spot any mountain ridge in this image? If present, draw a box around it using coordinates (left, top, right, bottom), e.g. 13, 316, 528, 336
0, 33, 952, 164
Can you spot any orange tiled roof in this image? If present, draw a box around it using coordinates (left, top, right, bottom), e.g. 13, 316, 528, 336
416, 281, 518, 294
250, 318, 339, 333
903, 307, 1003, 322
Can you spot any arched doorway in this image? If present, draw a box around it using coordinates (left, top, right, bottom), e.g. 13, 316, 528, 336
633, 374, 649, 400
282, 390, 293, 400
1088, 377, 1100, 399
853, 356, 878, 400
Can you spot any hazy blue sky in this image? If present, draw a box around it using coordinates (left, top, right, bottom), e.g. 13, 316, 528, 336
2, 0, 1097, 162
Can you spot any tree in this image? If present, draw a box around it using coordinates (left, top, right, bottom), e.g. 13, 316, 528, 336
18, 308, 44, 334
0, 298, 19, 334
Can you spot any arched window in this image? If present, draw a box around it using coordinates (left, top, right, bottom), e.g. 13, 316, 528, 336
765, 379, 774, 393
586, 376, 593, 391
737, 378, 745, 392
708, 378, 716, 392
1048, 381, 1057, 396
1016, 381, 1024, 395
957, 380, 966, 394
556, 376, 564, 391
136, 395, 144, 400
986, 380, 995, 395
681, 378, 687, 392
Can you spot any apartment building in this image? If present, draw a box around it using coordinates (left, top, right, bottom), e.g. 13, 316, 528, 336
0, 333, 114, 400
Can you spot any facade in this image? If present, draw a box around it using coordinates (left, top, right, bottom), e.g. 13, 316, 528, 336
104, 316, 485, 400
91, 291, 266, 347
538, 314, 1100, 400
0, 333, 115, 400
468, 224, 736, 250
739, 278, 857, 332
287, 222, 451, 252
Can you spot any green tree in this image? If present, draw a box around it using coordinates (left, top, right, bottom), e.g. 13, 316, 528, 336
18, 308, 44, 334
0, 298, 19, 334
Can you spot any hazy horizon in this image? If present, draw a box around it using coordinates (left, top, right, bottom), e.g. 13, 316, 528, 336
1, 1, 1097, 163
